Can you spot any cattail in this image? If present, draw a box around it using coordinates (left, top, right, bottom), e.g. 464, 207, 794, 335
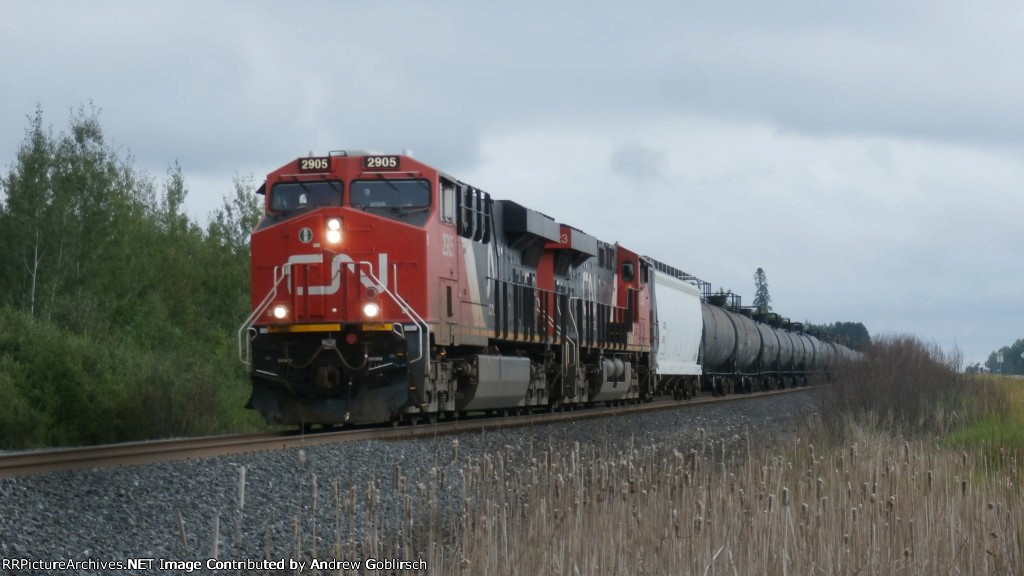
237, 466, 247, 511
310, 474, 318, 557
210, 509, 220, 559
177, 510, 189, 556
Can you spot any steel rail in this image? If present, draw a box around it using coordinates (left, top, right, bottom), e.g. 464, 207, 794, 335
0, 387, 811, 479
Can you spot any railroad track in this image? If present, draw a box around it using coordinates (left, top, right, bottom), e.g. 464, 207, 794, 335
0, 387, 810, 478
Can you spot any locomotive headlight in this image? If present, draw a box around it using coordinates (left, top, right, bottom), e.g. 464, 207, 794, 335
362, 302, 380, 317
272, 305, 288, 319
326, 218, 342, 244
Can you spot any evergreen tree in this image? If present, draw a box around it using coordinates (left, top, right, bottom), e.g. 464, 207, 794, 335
753, 267, 772, 312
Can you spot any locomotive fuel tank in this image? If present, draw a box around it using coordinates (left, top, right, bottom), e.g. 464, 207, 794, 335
456, 355, 532, 411
589, 358, 633, 402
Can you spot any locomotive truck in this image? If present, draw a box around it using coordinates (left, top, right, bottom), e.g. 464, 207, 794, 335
238, 151, 854, 427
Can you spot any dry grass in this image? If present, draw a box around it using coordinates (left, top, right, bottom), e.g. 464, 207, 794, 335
195, 338, 1022, 573
203, 428, 1021, 575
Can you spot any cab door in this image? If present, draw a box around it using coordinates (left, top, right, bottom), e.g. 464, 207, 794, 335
438, 180, 460, 346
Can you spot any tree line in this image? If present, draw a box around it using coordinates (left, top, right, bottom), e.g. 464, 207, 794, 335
0, 104, 263, 448
754, 268, 870, 351
981, 339, 1024, 375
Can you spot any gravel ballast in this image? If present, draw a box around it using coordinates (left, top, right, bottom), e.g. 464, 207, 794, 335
0, 391, 819, 573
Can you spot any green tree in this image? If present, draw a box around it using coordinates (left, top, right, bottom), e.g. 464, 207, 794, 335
202, 174, 263, 329
808, 321, 872, 352
0, 104, 267, 447
985, 338, 1024, 374
0, 105, 57, 316
753, 267, 772, 312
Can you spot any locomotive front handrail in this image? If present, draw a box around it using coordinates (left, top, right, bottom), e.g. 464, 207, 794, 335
356, 261, 429, 365
238, 264, 291, 366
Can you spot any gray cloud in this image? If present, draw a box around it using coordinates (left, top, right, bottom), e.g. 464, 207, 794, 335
1, 0, 1022, 363
610, 144, 666, 181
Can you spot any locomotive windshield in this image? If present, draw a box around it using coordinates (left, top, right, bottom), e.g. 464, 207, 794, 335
270, 181, 343, 213
350, 179, 430, 209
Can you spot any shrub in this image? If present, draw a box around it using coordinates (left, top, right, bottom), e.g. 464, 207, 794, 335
817, 334, 1003, 438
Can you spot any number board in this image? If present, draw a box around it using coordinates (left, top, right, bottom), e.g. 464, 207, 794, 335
298, 157, 331, 172
363, 155, 401, 170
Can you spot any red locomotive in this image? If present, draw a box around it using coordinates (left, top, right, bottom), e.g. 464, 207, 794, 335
239, 151, 853, 427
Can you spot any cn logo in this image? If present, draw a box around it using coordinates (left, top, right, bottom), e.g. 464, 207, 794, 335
284, 253, 389, 296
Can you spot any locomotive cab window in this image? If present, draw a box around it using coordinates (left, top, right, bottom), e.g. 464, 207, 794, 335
440, 180, 456, 223
351, 179, 430, 208
270, 181, 343, 213
621, 261, 635, 283
350, 179, 432, 224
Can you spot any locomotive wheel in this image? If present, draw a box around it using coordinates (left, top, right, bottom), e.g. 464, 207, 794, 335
426, 412, 438, 424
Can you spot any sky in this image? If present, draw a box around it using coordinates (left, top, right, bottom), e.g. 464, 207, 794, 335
1, 0, 1022, 366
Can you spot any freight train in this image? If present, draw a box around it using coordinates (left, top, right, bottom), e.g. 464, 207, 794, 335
238, 151, 856, 427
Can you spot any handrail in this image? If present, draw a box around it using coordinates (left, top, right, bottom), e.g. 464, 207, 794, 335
357, 261, 429, 365
238, 265, 290, 366
239, 258, 429, 368
564, 296, 580, 373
